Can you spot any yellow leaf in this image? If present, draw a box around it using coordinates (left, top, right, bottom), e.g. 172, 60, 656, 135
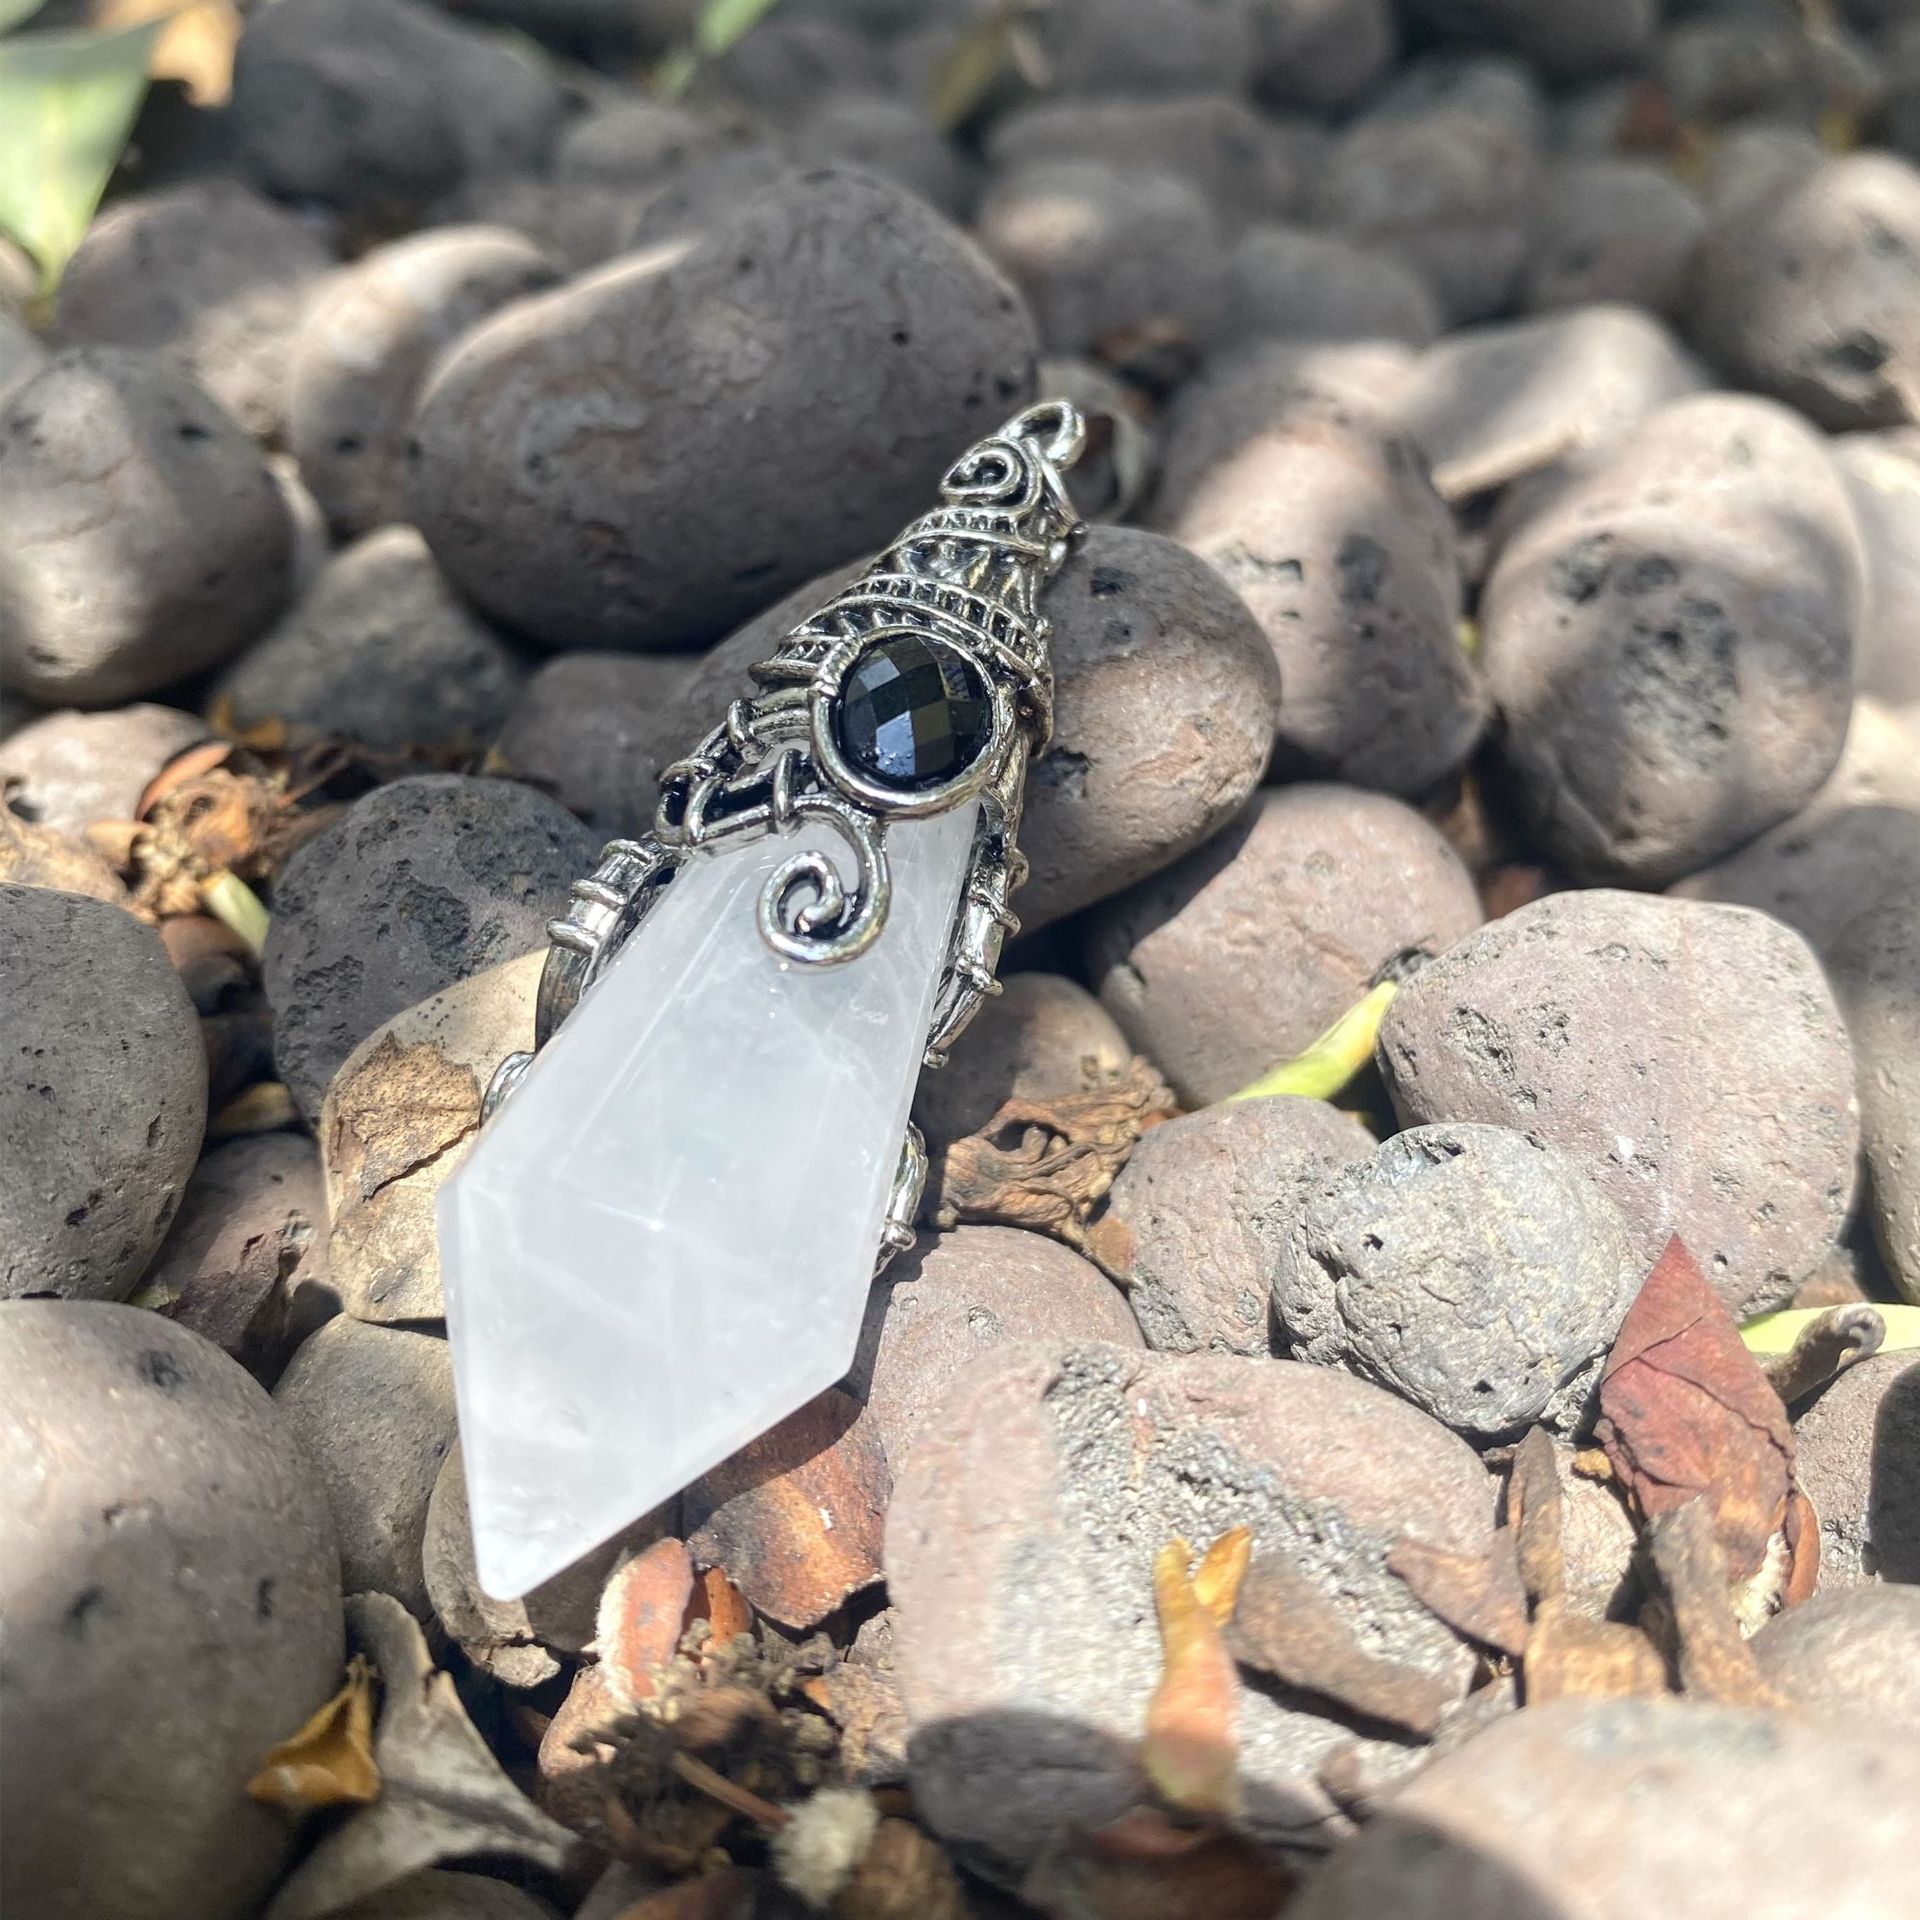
1228, 981, 1398, 1105
1741, 1304, 1920, 1357
248, 1656, 380, 1812
1191, 1526, 1251, 1627
1142, 1538, 1242, 1818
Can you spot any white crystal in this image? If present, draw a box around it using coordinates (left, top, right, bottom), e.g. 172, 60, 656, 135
438, 805, 977, 1599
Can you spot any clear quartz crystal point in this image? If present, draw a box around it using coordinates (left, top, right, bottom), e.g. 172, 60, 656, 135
437, 805, 977, 1600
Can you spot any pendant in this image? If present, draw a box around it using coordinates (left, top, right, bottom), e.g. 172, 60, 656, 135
438, 401, 1091, 1598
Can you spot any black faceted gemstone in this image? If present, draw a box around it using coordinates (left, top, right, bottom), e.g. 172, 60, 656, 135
835, 634, 992, 790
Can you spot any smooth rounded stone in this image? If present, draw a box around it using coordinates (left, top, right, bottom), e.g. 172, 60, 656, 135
1671, 702, 1920, 960
1400, 0, 1656, 78
552, 94, 757, 194
1697, 117, 1826, 220
1692, 151, 1920, 431
1377, 890, 1860, 1318
1881, 21, 1920, 164
1752, 1584, 1920, 1729
1657, 18, 1819, 126
492, 651, 691, 840
410, 169, 1035, 652
1834, 429, 1920, 708
1522, 160, 1707, 318
322, 951, 544, 1325
700, 15, 887, 118
1250, 0, 1397, 109
1223, 224, 1442, 347
1157, 377, 1485, 797
273, 1316, 456, 1617
1277, 1123, 1641, 1441
0, 887, 206, 1302
1032, 0, 1259, 93
289, 227, 559, 539
1793, 1354, 1920, 1588
0, 350, 293, 707
263, 774, 594, 1123
913, 973, 1133, 1150
1829, 898, 1920, 1301
1311, 54, 1545, 325
1396, 305, 1707, 494
331, 1871, 563, 1920
55, 180, 331, 442
213, 528, 526, 755
975, 160, 1227, 363
1100, 1095, 1376, 1357
0, 703, 205, 835
1014, 525, 1279, 929
846, 1226, 1139, 1469
984, 94, 1318, 229
1481, 393, 1863, 886
0, 1303, 343, 1920
887, 1344, 1495, 1878
1086, 785, 1483, 1109
1287, 1697, 1920, 1920
790, 92, 973, 219
0, 307, 47, 401
230, 0, 563, 217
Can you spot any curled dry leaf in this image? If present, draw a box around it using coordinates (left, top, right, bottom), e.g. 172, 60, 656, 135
925, 1062, 1179, 1253
1021, 1806, 1294, 1920
1595, 1237, 1795, 1585
1506, 1425, 1567, 1609
1142, 1536, 1246, 1819
247, 1655, 379, 1813
262, 1593, 577, 1920
1643, 1500, 1789, 1709
1745, 1304, 1917, 1403
1387, 1531, 1529, 1661
598, 1539, 697, 1711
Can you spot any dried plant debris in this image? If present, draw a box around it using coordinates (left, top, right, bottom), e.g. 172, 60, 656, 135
1021, 1806, 1294, 1920
1142, 1531, 1249, 1818
1641, 1501, 1790, 1709
247, 1655, 380, 1813
1387, 1532, 1529, 1661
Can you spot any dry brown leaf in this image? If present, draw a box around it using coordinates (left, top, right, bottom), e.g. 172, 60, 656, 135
247, 1656, 379, 1812
1022, 1807, 1293, 1920
1143, 1538, 1242, 1818
1226, 1554, 1452, 1739
1522, 1600, 1669, 1706
690, 1566, 753, 1649
1762, 1304, 1886, 1406
1596, 1236, 1794, 1583
0, 808, 128, 902
1643, 1500, 1789, 1709
1506, 1425, 1566, 1608
598, 1538, 697, 1710
1388, 1531, 1529, 1660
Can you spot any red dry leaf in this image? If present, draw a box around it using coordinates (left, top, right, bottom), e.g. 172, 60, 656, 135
1594, 1235, 1794, 1583
598, 1538, 696, 1709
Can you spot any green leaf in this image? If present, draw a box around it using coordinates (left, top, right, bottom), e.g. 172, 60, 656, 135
693, 0, 780, 58
1228, 981, 1399, 1105
0, 15, 165, 296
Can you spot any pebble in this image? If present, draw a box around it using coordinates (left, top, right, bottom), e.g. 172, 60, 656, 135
1158, 377, 1485, 796
1522, 160, 1707, 317
702, 15, 888, 116
0, 704, 206, 836
214, 528, 526, 755
1223, 223, 1442, 346
1250, 0, 1397, 109
845, 1224, 1140, 1467
1400, 0, 1656, 79
1377, 889, 1860, 1318
1828, 898, 1920, 1302
887, 1343, 1495, 1879
1034, 0, 1259, 94
492, 651, 692, 841
1100, 1095, 1376, 1357
409, 169, 1036, 651
1479, 393, 1863, 885
1288, 1697, 1920, 1920
1832, 429, 1920, 709
1698, 120, 1828, 221
1013, 524, 1280, 929
1087, 785, 1481, 1107
1276, 1123, 1641, 1441
791, 92, 974, 218
56, 180, 332, 442
1751, 1583, 1920, 1731
0, 1303, 342, 1920
1793, 1353, 1920, 1588
273, 1315, 457, 1618
289, 227, 559, 539
263, 774, 593, 1123
1692, 150, 1920, 431
0, 349, 293, 706
0, 307, 47, 401
1, 886, 206, 1302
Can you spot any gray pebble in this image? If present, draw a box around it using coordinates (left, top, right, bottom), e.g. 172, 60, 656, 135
1481, 392, 1863, 886
289, 226, 559, 539
1224, 223, 1442, 346
1250, 0, 1397, 109
0, 307, 47, 402
263, 773, 594, 1122
1792, 1354, 1920, 1588
274, 1315, 457, 1618
56, 179, 332, 442
1522, 160, 1707, 317
1, 886, 206, 1302
1833, 429, 1920, 708
1035, 0, 1259, 94
409, 169, 1035, 650
0, 1303, 342, 1920
1086, 784, 1483, 1107
791, 92, 974, 219
1016, 524, 1279, 929
1692, 150, 1920, 431
0, 703, 206, 836
1698, 117, 1827, 218
1101, 1095, 1376, 1357
0, 349, 293, 706
1401, 0, 1657, 78
1277, 1123, 1641, 1441
1751, 1584, 1920, 1731
493, 650, 692, 840
701, 15, 887, 118
1377, 889, 1860, 1317
1158, 373, 1485, 796
1658, 18, 1816, 126
213, 527, 526, 754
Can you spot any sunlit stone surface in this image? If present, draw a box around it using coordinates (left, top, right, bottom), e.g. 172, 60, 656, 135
439, 806, 976, 1598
